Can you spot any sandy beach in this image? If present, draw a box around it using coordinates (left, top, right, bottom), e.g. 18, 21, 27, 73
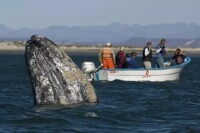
0, 41, 199, 56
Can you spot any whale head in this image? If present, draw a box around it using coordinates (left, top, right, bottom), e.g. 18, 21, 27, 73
25, 35, 98, 105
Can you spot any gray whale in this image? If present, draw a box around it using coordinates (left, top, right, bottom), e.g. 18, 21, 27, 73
25, 35, 98, 105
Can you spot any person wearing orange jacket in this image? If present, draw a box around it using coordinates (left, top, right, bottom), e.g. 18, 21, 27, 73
99, 42, 116, 69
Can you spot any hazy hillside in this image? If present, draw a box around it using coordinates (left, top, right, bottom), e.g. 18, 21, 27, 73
0, 23, 200, 47
122, 37, 200, 48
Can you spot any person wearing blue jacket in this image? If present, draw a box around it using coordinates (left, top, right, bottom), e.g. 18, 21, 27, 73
156, 39, 167, 68
127, 52, 138, 68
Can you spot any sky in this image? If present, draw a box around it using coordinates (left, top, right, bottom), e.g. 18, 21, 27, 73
1, 0, 200, 29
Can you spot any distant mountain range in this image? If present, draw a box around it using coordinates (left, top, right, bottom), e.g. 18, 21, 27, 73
0, 23, 200, 47
122, 37, 200, 48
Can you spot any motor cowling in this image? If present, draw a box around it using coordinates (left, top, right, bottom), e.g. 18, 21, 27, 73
82, 62, 96, 74
81, 62, 96, 81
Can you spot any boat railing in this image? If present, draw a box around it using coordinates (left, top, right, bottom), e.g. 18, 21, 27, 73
103, 57, 191, 71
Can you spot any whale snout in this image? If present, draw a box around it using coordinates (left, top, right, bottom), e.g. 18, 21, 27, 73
25, 35, 98, 106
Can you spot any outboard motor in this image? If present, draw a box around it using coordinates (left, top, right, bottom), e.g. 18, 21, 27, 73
81, 62, 96, 81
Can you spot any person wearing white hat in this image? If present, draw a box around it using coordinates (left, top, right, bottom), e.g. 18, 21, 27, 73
116, 46, 126, 68
99, 42, 115, 69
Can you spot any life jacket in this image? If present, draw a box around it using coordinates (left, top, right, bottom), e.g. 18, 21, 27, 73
160, 45, 166, 56
143, 46, 152, 61
156, 44, 166, 56
102, 47, 113, 58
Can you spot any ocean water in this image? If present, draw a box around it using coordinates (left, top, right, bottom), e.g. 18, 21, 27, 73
0, 53, 200, 133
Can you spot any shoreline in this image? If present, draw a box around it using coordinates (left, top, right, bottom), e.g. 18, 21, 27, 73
0, 41, 199, 56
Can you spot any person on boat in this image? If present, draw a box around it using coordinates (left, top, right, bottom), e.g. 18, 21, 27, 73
142, 42, 153, 69
126, 52, 138, 68
116, 46, 126, 68
123, 53, 131, 68
156, 38, 167, 68
170, 48, 186, 65
99, 42, 115, 69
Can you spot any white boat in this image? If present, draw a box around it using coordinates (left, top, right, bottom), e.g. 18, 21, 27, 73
81, 57, 191, 82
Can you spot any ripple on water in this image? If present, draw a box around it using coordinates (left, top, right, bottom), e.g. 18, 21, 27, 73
84, 112, 99, 117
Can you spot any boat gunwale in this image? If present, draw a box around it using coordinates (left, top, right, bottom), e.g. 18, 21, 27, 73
98, 57, 191, 71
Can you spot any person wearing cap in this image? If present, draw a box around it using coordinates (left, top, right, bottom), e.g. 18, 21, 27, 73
99, 42, 115, 69
142, 42, 153, 69
124, 53, 131, 68
156, 38, 167, 68
116, 46, 126, 68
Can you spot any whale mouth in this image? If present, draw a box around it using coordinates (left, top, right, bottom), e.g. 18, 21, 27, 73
25, 35, 98, 105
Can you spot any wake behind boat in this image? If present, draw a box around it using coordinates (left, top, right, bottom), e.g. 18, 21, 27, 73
82, 57, 191, 82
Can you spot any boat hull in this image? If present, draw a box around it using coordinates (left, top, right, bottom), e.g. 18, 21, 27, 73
95, 57, 191, 82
